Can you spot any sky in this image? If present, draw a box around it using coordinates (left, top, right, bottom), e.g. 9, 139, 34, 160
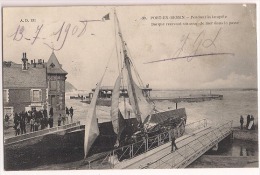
2, 4, 257, 91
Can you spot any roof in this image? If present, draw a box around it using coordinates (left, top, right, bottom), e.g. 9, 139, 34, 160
47, 52, 67, 74
3, 64, 47, 89
144, 108, 187, 125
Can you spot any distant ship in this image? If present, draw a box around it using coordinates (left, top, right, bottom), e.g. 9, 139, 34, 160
80, 85, 152, 106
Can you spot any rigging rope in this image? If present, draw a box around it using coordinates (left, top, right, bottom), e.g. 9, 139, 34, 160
114, 12, 122, 73
125, 45, 144, 88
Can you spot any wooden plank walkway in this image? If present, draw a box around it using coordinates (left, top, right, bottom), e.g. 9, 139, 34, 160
113, 121, 232, 169
4, 121, 81, 145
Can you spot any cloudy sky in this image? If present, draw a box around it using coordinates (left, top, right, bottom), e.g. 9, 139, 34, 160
2, 4, 257, 90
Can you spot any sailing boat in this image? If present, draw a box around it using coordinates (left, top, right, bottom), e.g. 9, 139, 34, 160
84, 10, 187, 158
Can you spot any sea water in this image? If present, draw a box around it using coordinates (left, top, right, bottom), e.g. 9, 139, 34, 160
66, 89, 258, 128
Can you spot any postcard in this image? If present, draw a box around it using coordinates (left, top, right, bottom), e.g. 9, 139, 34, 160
1, 4, 258, 173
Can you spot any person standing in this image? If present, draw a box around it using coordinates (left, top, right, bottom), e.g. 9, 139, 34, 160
246, 115, 250, 129
15, 122, 20, 136
4, 114, 9, 128
66, 107, 69, 117
70, 107, 74, 123
58, 114, 62, 126
250, 115, 255, 130
170, 129, 178, 152
34, 121, 39, 131
240, 115, 244, 130
30, 117, 35, 132
20, 118, 26, 134
49, 106, 53, 118
49, 117, 54, 128
62, 114, 66, 125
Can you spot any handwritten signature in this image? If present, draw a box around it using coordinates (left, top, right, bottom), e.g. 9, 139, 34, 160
9, 20, 101, 51
175, 27, 222, 61
144, 27, 234, 64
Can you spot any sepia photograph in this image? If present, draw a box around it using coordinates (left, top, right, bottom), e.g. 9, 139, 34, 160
1, 3, 258, 172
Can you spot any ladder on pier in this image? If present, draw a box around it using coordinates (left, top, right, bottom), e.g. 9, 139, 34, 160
86, 119, 233, 169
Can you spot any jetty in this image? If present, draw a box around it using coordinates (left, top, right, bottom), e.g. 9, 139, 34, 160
84, 119, 233, 169
150, 94, 223, 103
81, 94, 223, 106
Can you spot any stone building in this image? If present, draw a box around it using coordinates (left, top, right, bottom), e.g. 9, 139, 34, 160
3, 53, 48, 117
46, 52, 67, 112
3, 52, 67, 118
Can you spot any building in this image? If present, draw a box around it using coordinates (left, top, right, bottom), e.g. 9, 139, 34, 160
46, 52, 67, 111
3, 52, 67, 119
3, 53, 48, 117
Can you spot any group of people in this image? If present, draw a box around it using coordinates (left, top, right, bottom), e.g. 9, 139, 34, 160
13, 109, 53, 136
9, 106, 74, 136
57, 107, 74, 126
240, 114, 255, 130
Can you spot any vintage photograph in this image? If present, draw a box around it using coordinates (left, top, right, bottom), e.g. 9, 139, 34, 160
1, 4, 258, 170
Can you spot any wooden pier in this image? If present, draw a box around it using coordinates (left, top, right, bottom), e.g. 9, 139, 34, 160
86, 119, 233, 169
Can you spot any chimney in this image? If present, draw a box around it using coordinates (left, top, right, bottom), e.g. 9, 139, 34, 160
38, 59, 42, 64
31, 60, 33, 64
33, 59, 36, 67
21, 52, 28, 70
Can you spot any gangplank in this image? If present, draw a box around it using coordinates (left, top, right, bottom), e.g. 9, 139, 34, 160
86, 119, 233, 169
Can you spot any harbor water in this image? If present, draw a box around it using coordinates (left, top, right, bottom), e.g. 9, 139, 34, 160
66, 89, 258, 128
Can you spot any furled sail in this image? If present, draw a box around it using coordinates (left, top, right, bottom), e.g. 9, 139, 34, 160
126, 68, 154, 123
84, 76, 105, 158
127, 63, 153, 123
132, 80, 154, 122
111, 71, 122, 134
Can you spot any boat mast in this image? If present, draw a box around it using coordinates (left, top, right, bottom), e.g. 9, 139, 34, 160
114, 10, 142, 125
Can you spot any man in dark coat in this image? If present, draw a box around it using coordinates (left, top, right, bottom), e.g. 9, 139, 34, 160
49, 107, 54, 117
240, 115, 244, 130
170, 129, 178, 152
69, 107, 74, 122
246, 115, 251, 129
49, 117, 54, 128
66, 107, 69, 117
43, 109, 48, 118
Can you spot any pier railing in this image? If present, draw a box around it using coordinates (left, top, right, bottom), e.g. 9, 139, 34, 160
86, 119, 208, 169
4, 121, 81, 145
184, 119, 207, 134
141, 120, 233, 169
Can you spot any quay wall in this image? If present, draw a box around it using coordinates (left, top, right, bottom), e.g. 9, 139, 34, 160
232, 127, 258, 142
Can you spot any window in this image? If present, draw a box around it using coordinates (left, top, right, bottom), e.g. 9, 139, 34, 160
3, 89, 9, 102
4, 107, 13, 120
50, 81, 57, 90
31, 89, 42, 102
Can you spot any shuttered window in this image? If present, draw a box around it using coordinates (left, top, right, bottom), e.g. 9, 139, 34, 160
50, 80, 57, 90
30, 89, 42, 102
3, 89, 9, 102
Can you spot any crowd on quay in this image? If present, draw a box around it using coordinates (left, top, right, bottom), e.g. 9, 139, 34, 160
239, 114, 255, 130
4, 106, 74, 136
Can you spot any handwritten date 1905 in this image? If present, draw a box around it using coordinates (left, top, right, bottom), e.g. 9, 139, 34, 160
9, 20, 99, 51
